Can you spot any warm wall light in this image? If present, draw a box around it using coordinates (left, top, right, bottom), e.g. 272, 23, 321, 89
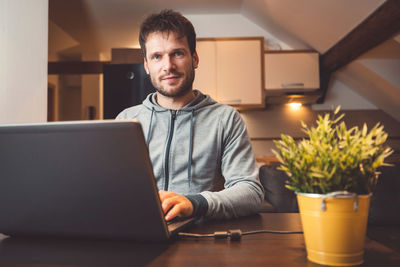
289, 102, 302, 111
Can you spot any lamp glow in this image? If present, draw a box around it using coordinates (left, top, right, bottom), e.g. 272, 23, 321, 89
289, 103, 302, 111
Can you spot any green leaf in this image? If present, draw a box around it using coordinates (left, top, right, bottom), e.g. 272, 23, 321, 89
334, 105, 341, 115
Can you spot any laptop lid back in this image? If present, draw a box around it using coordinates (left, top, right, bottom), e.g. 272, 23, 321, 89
0, 121, 170, 241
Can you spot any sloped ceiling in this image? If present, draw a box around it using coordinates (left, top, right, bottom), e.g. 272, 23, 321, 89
49, 0, 399, 121
241, 0, 386, 53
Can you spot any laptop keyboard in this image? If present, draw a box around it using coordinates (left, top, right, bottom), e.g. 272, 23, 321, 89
166, 216, 187, 225
166, 217, 195, 234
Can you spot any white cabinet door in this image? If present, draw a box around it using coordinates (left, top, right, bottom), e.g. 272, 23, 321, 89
194, 38, 264, 107
265, 52, 319, 90
216, 39, 263, 105
193, 40, 217, 99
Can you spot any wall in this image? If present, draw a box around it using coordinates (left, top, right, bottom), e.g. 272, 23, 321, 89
312, 77, 378, 110
335, 60, 400, 121
0, 0, 48, 124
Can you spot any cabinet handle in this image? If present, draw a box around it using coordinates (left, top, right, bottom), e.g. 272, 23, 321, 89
282, 83, 304, 87
220, 99, 242, 104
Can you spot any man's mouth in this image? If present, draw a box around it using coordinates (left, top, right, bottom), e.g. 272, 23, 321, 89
160, 74, 182, 85
161, 75, 181, 81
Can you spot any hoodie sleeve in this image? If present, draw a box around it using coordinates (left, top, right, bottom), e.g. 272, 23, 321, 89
200, 109, 265, 219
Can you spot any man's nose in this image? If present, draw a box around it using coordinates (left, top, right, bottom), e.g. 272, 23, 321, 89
163, 56, 176, 72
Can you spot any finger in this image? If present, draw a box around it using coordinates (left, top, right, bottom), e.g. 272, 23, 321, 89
165, 204, 182, 221
161, 196, 178, 214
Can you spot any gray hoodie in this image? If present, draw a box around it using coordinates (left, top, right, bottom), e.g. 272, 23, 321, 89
116, 90, 264, 219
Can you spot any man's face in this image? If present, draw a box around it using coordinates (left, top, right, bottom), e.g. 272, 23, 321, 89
144, 31, 199, 98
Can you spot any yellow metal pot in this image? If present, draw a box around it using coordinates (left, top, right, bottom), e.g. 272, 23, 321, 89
297, 191, 371, 266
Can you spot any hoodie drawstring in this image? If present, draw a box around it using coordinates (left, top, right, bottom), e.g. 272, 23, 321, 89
146, 107, 195, 188
187, 110, 195, 187
146, 107, 155, 147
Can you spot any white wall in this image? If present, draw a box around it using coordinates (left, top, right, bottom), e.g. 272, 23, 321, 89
312, 76, 377, 110
0, 0, 48, 124
359, 58, 400, 89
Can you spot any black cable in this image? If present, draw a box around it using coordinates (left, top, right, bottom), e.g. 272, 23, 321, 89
242, 229, 303, 235
178, 233, 215, 238
178, 229, 303, 241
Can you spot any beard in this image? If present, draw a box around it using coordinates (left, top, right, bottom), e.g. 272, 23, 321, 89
149, 65, 195, 98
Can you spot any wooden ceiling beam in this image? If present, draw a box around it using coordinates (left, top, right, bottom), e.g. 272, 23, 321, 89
317, 0, 400, 103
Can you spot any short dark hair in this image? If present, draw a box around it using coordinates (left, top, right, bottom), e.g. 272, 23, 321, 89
139, 9, 196, 59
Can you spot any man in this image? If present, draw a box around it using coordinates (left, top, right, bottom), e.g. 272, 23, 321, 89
117, 9, 264, 221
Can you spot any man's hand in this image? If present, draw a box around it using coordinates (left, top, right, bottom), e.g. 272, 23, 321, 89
158, 190, 194, 221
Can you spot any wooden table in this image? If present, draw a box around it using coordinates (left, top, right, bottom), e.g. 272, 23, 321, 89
0, 213, 399, 266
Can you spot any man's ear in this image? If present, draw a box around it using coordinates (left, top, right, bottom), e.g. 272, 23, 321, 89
144, 58, 149, 74
193, 51, 199, 69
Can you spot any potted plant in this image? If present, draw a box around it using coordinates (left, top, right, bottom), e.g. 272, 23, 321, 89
272, 106, 393, 266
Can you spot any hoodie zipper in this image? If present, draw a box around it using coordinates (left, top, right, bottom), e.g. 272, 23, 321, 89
164, 110, 177, 190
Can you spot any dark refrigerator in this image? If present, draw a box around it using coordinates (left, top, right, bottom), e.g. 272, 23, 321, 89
103, 64, 155, 119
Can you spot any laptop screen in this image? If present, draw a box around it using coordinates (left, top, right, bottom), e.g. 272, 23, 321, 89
0, 120, 172, 241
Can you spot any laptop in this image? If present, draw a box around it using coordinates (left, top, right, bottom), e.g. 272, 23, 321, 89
0, 120, 194, 242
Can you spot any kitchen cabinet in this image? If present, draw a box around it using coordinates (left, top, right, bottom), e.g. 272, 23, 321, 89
264, 51, 319, 91
194, 37, 264, 108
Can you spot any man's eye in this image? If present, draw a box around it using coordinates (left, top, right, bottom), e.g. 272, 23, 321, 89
174, 51, 183, 57
153, 55, 161, 60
